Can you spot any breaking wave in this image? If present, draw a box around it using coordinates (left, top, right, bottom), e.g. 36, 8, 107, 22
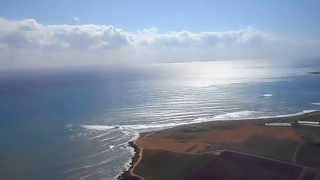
262, 93, 273, 97
80, 109, 318, 132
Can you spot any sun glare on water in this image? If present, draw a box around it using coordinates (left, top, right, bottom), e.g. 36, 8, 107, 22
168, 61, 271, 87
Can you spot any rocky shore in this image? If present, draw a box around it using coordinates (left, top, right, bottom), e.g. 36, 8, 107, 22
118, 141, 142, 180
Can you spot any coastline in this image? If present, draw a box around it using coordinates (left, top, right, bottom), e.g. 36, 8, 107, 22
117, 141, 143, 180
118, 111, 320, 180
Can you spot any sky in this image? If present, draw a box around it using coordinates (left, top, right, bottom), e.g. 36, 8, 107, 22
0, 0, 320, 68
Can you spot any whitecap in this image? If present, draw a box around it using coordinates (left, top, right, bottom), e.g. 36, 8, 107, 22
260, 110, 318, 119
81, 110, 319, 133
213, 110, 260, 120
262, 94, 273, 97
311, 102, 320, 106
80, 125, 115, 131
65, 124, 73, 128
213, 110, 318, 120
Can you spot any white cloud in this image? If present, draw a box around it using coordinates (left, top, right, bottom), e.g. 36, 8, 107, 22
73, 17, 80, 23
0, 17, 319, 68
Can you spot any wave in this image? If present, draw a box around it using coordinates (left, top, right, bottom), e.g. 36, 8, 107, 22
212, 110, 260, 120
312, 102, 320, 106
79, 110, 318, 133
81, 122, 193, 132
259, 110, 318, 118
80, 125, 114, 130
262, 93, 273, 97
213, 110, 318, 120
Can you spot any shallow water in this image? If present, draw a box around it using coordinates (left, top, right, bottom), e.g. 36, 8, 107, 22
0, 62, 320, 180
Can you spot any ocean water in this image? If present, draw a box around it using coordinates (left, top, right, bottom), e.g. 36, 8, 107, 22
0, 61, 320, 180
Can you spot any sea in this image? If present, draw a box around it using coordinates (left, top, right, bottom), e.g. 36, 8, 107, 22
0, 61, 320, 180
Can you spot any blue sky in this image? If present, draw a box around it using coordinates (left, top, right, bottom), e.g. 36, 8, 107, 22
0, 0, 319, 68
1, 0, 319, 36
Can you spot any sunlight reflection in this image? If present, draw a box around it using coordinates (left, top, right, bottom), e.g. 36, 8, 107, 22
166, 60, 273, 87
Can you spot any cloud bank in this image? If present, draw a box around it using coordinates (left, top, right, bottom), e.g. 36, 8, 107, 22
0, 17, 319, 68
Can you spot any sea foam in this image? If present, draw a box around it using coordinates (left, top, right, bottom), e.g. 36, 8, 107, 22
263, 94, 273, 97
79, 110, 319, 132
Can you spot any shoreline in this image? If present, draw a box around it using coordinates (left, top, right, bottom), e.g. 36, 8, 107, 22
118, 110, 320, 180
117, 141, 142, 180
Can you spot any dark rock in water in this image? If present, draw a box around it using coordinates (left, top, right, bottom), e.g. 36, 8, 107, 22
118, 171, 140, 180
309, 71, 320, 75
117, 141, 141, 180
